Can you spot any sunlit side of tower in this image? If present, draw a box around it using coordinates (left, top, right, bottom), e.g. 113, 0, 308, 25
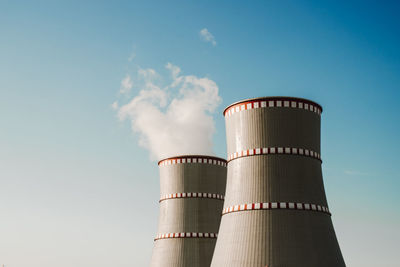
150, 155, 227, 267
211, 97, 345, 267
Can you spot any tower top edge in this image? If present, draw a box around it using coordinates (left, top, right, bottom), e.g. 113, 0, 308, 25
223, 96, 323, 116
158, 155, 227, 166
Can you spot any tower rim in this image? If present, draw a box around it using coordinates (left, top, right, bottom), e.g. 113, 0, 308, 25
223, 96, 323, 116
158, 155, 227, 166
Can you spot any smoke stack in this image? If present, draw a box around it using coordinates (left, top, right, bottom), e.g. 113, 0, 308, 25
211, 97, 345, 266
150, 155, 227, 267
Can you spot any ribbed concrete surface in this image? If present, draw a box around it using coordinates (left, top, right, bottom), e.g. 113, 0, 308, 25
150, 156, 226, 267
156, 199, 223, 233
151, 239, 217, 267
211, 97, 345, 267
223, 156, 327, 207
225, 107, 321, 156
213, 211, 344, 267
159, 162, 226, 196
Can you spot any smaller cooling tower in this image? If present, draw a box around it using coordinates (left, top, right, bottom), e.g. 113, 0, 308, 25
150, 155, 227, 267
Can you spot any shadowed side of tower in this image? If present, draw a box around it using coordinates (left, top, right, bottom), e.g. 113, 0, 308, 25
150, 155, 227, 267
211, 97, 345, 267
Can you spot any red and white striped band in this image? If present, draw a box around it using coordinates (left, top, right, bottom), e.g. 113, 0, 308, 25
224, 98, 322, 117
154, 232, 218, 241
228, 147, 321, 162
158, 156, 227, 167
222, 202, 330, 216
159, 192, 224, 202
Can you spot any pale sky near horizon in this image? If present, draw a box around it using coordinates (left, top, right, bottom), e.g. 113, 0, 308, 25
1, 1, 399, 266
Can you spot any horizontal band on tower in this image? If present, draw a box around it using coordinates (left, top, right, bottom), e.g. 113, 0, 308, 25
154, 232, 218, 241
222, 202, 330, 216
158, 155, 227, 167
228, 147, 321, 162
159, 192, 224, 202
224, 97, 322, 117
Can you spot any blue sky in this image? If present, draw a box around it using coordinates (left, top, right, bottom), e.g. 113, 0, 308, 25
0, 1, 399, 266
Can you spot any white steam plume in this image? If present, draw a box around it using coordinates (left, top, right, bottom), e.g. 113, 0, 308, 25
199, 28, 217, 46
119, 74, 133, 94
117, 63, 221, 160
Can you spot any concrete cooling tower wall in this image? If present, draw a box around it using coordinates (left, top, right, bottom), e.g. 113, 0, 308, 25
211, 97, 345, 267
150, 155, 227, 267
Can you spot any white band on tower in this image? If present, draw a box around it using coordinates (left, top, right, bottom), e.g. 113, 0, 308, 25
159, 192, 225, 202
159, 156, 227, 167
222, 202, 330, 216
228, 147, 321, 162
154, 232, 218, 241
224, 98, 322, 117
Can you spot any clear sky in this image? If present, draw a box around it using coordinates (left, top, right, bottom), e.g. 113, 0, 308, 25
1, 1, 399, 266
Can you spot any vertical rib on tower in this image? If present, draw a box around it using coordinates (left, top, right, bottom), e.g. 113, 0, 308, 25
211, 97, 345, 267
150, 155, 227, 267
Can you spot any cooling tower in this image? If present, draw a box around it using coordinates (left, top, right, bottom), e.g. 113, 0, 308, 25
150, 155, 227, 267
211, 97, 345, 267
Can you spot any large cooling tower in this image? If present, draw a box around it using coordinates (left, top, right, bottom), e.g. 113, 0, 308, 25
211, 97, 345, 267
150, 155, 227, 267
